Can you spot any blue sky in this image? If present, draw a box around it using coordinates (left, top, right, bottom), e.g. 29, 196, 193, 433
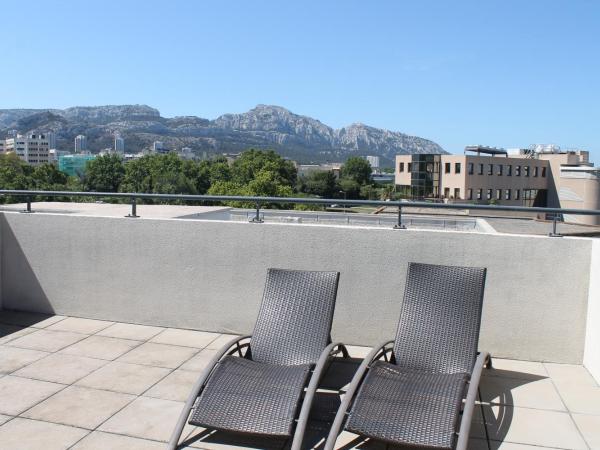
1, 0, 599, 160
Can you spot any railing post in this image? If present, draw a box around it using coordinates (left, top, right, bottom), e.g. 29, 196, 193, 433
250, 202, 263, 223
126, 197, 139, 218
21, 195, 34, 213
394, 205, 406, 229
548, 213, 562, 237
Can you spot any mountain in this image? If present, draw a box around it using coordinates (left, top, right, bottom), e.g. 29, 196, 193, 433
0, 104, 446, 165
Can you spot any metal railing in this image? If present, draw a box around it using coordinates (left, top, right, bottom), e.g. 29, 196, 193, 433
1, 189, 600, 237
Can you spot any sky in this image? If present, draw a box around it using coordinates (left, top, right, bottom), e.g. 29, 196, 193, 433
1, 0, 599, 160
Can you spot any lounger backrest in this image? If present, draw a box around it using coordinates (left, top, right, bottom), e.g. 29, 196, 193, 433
393, 263, 486, 374
250, 268, 340, 366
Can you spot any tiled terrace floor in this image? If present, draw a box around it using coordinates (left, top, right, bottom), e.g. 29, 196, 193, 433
1, 311, 599, 450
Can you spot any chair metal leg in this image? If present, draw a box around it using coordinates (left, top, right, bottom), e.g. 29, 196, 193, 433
166, 335, 251, 450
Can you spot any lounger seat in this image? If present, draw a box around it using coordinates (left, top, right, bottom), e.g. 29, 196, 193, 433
189, 355, 311, 436
346, 361, 468, 448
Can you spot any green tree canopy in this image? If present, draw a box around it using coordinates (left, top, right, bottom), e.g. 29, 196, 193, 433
300, 170, 338, 198
83, 154, 125, 192
340, 157, 372, 186
231, 149, 297, 187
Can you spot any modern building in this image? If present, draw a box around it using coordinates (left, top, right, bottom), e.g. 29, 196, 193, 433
74, 135, 87, 153
114, 135, 125, 153
49, 149, 71, 164
179, 147, 194, 160
2, 133, 51, 165
395, 145, 600, 224
58, 153, 96, 177
366, 155, 380, 169
153, 141, 166, 153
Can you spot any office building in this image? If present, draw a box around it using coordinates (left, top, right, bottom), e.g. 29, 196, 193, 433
2, 133, 51, 165
395, 145, 600, 225
75, 135, 87, 153
114, 135, 125, 153
58, 153, 96, 177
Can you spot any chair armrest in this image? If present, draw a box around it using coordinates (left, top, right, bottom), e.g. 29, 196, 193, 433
456, 351, 490, 450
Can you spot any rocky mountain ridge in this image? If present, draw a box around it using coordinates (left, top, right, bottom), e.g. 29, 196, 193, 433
0, 104, 446, 164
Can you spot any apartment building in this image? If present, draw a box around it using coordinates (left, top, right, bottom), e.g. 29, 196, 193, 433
395, 146, 600, 224
1, 133, 51, 165
75, 135, 87, 153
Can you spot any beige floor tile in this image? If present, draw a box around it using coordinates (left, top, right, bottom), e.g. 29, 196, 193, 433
0, 417, 88, 450
60, 335, 141, 360
98, 396, 184, 442
6, 329, 88, 352
487, 359, 549, 379
75, 361, 170, 395
480, 376, 565, 411
13, 353, 107, 384
484, 404, 587, 449
556, 385, 600, 415
150, 328, 220, 348
0, 324, 37, 345
96, 322, 164, 341
117, 342, 198, 369
204, 333, 240, 350
487, 441, 560, 449
71, 431, 165, 450
22, 385, 135, 429
0, 414, 13, 426
0, 346, 49, 374
145, 369, 199, 402
0, 375, 64, 415
345, 345, 373, 359
573, 413, 600, 449
46, 317, 114, 334
0, 311, 66, 329
180, 349, 219, 372
544, 362, 598, 388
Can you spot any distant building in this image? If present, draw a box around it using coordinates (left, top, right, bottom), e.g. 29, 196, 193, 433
3, 133, 51, 166
179, 147, 194, 160
297, 163, 343, 178
366, 155, 380, 168
58, 154, 96, 177
153, 141, 166, 153
49, 149, 71, 164
46, 132, 57, 150
0, 140, 4, 154
395, 145, 600, 225
222, 152, 242, 164
114, 135, 125, 153
74, 135, 87, 153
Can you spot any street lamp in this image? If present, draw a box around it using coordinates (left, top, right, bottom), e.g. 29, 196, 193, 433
339, 190, 347, 213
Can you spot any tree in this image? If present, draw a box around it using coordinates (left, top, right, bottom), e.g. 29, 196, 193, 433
340, 157, 372, 186
0, 154, 34, 203
338, 177, 361, 199
83, 154, 125, 192
31, 163, 68, 190
232, 149, 297, 187
300, 170, 338, 198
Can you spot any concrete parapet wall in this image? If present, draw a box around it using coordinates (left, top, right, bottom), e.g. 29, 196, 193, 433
0, 211, 593, 364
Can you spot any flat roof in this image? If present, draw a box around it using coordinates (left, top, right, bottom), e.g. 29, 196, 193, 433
464, 145, 508, 156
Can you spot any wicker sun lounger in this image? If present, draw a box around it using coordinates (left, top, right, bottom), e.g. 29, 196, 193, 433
167, 268, 348, 450
324, 262, 491, 450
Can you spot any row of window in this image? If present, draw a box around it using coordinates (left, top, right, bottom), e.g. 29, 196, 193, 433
398, 161, 547, 178
444, 188, 534, 201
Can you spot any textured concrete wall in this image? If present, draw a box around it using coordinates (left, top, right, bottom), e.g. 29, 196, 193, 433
0, 211, 593, 363
584, 239, 600, 382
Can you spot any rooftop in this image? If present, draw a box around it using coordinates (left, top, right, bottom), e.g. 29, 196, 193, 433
1, 312, 598, 450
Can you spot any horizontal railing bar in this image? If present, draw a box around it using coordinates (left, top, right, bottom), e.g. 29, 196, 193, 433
1, 189, 600, 216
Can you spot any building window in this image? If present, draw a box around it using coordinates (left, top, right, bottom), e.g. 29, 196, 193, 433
524, 166, 530, 177
444, 187, 450, 198
505, 189, 511, 200
467, 189, 473, 200
455, 163, 461, 174
445, 162, 451, 174
408, 162, 412, 172
454, 188, 460, 199
507, 165, 512, 176
477, 189, 482, 200
487, 189, 493, 200
488, 164, 493, 175
497, 164, 503, 176
468, 163, 474, 175
533, 166, 539, 177
399, 162, 404, 172
478, 163, 484, 175
515, 165, 521, 176
542, 167, 547, 177
496, 189, 502, 200
515, 189, 520, 200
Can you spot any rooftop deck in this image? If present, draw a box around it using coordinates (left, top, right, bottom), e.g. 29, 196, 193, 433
1, 312, 598, 450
